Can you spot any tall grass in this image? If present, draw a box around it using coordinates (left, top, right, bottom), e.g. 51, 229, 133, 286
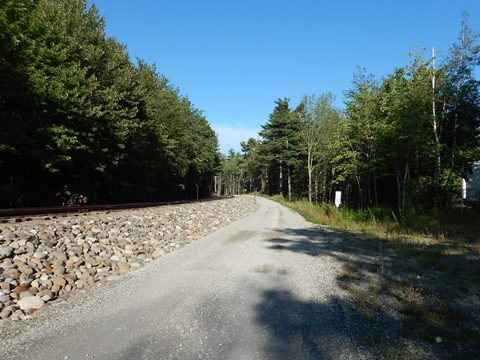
269, 195, 480, 357
269, 195, 480, 244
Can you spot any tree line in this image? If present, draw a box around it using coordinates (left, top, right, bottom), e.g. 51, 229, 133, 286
0, 0, 220, 207
219, 19, 480, 213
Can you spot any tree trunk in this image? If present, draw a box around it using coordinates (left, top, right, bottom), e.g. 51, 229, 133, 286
217, 176, 222, 196
366, 178, 371, 205
261, 169, 266, 193
402, 163, 410, 212
355, 175, 363, 208
287, 167, 291, 201
307, 151, 313, 203
279, 160, 283, 196
330, 166, 336, 203
373, 170, 378, 205
265, 166, 269, 194
396, 164, 402, 213
323, 168, 327, 202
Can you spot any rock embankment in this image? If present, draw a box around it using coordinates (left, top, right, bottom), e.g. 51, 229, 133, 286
0, 196, 257, 325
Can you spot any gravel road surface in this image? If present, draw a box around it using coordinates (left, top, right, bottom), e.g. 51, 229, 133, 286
1, 196, 366, 360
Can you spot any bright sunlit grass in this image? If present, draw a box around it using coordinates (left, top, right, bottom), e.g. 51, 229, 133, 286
269, 195, 480, 245
268, 195, 480, 357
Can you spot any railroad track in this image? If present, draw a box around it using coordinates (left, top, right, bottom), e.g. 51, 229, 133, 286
0, 196, 233, 223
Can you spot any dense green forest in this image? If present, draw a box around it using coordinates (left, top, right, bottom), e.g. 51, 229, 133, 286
219, 19, 480, 214
0, 0, 220, 206
1, 1, 479, 212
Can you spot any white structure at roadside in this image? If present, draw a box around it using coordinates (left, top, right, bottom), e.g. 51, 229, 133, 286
335, 191, 342, 207
465, 161, 480, 204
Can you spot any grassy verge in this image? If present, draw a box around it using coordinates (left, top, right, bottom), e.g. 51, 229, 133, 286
269, 195, 480, 243
269, 195, 480, 359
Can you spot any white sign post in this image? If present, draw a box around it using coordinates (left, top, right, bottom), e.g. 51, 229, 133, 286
462, 178, 467, 200
335, 191, 342, 208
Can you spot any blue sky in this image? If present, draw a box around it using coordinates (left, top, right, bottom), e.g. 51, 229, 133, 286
88, 0, 479, 153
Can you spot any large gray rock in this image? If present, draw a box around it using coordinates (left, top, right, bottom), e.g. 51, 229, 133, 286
0, 308, 12, 319
0, 228, 15, 241
152, 249, 164, 259
0, 318, 11, 327
109, 255, 121, 262
50, 250, 68, 261
39, 290, 53, 302
17, 296, 45, 311
51, 276, 66, 287
116, 261, 130, 274
53, 266, 66, 276
10, 310, 24, 321
19, 291, 34, 299
33, 251, 47, 260
17, 264, 33, 275
0, 247, 12, 259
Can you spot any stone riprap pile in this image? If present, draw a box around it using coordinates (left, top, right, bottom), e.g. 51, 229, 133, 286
0, 196, 257, 325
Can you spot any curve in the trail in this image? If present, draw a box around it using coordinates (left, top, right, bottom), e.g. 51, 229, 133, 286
2, 196, 366, 360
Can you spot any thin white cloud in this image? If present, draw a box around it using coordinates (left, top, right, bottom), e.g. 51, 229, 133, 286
212, 123, 259, 154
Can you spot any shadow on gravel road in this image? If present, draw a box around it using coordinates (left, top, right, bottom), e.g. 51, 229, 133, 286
254, 289, 361, 360
263, 226, 480, 359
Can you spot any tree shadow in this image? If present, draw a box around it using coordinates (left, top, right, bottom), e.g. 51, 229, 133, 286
263, 226, 480, 359
109, 288, 378, 360
253, 289, 370, 359
108, 289, 365, 360
39, 226, 477, 360
266, 225, 480, 292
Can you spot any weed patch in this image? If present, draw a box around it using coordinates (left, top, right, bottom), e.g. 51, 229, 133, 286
269, 196, 480, 358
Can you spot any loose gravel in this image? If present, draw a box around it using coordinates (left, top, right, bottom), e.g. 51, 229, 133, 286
0, 196, 257, 325
1, 196, 366, 360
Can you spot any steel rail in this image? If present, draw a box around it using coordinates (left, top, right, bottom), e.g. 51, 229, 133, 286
0, 196, 233, 222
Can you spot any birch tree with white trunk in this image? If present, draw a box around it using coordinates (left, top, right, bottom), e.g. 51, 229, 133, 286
298, 93, 339, 203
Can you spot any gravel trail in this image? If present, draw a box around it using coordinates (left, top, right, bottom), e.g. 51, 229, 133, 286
1, 196, 368, 360
0, 197, 256, 322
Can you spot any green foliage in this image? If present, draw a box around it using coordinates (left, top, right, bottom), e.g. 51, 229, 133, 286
244, 19, 480, 214
298, 93, 342, 203
217, 150, 245, 195
259, 98, 292, 195
240, 137, 263, 192
0, 0, 220, 206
